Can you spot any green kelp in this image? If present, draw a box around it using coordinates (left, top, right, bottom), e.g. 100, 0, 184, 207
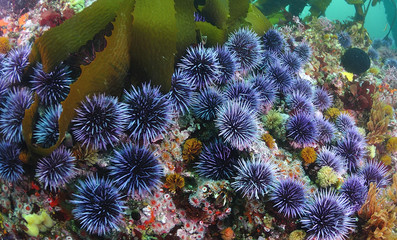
23, 0, 271, 157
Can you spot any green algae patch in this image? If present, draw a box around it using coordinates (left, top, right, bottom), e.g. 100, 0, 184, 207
29, 0, 123, 73
201, 0, 229, 29
174, 0, 197, 59
23, 0, 135, 156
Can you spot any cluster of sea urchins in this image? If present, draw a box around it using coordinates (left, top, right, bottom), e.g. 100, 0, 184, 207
0, 25, 391, 239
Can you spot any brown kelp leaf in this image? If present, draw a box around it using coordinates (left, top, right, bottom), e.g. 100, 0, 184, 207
195, 21, 226, 46
23, 0, 135, 156
29, 0, 124, 73
201, 0, 229, 29
228, 0, 250, 24
245, 5, 272, 35
174, 0, 197, 60
129, 0, 178, 93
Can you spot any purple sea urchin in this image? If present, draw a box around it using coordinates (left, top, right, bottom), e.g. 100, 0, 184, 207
270, 178, 306, 218
301, 189, 355, 240
33, 105, 61, 148
109, 144, 163, 196
260, 50, 279, 70
71, 175, 125, 236
294, 78, 313, 98
313, 87, 333, 111
335, 113, 356, 133
316, 147, 345, 173
359, 160, 390, 188
232, 158, 276, 199
214, 45, 236, 85
178, 44, 220, 89
279, 51, 302, 73
294, 42, 312, 64
225, 27, 263, 72
191, 86, 223, 121
36, 146, 76, 191
335, 134, 366, 173
315, 117, 336, 145
285, 91, 315, 115
196, 140, 239, 180
250, 73, 277, 107
216, 101, 259, 150
123, 83, 172, 145
223, 80, 261, 111
31, 63, 73, 106
1, 44, 31, 85
286, 112, 318, 148
168, 69, 192, 115
338, 32, 352, 48
0, 87, 33, 143
72, 94, 127, 151
340, 175, 367, 212
0, 141, 23, 183
262, 29, 285, 52
265, 61, 294, 94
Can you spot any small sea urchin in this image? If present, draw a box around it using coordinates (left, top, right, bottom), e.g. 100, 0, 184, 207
337, 31, 352, 48
225, 27, 263, 72
301, 189, 355, 240
286, 112, 318, 148
178, 44, 220, 89
123, 83, 172, 145
191, 87, 223, 121
109, 144, 163, 196
1, 44, 31, 85
232, 158, 276, 200
196, 140, 239, 180
270, 178, 306, 218
340, 175, 367, 212
214, 45, 236, 85
0, 141, 23, 183
168, 69, 192, 115
72, 94, 127, 150
216, 101, 259, 150
223, 80, 261, 111
359, 160, 390, 188
265, 61, 294, 94
36, 146, 76, 191
71, 175, 125, 236
262, 29, 285, 52
316, 147, 345, 173
33, 105, 62, 148
313, 87, 333, 111
31, 63, 73, 106
335, 134, 366, 173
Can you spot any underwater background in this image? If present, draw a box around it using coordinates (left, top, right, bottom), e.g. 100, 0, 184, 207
0, 0, 397, 239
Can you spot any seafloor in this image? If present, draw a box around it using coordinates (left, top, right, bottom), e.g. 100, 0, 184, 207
0, 0, 396, 240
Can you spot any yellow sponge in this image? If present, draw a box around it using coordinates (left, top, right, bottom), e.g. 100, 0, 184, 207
23, 211, 54, 237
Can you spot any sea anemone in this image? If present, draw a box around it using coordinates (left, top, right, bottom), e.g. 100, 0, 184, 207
250, 73, 277, 107
265, 61, 294, 94
0, 141, 23, 183
359, 160, 390, 188
0, 87, 33, 143
294, 42, 312, 64
195, 140, 239, 180
31, 63, 73, 106
313, 87, 333, 111
216, 100, 259, 150
225, 27, 263, 72
262, 29, 285, 52
71, 175, 125, 236
335, 113, 356, 133
223, 80, 261, 111
279, 51, 302, 73
36, 146, 76, 191
108, 143, 163, 196
337, 31, 352, 48
269, 178, 306, 218
123, 83, 172, 144
340, 175, 367, 212
316, 147, 345, 174
286, 112, 318, 148
0, 44, 31, 85
214, 45, 236, 85
301, 189, 355, 240
335, 134, 366, 173
168, 69, 192, 115
294, 78, 313, 98
315, 117, 336, 145
191, 86, 223, 121
178, 44, 220, 89
33, 105, 62, 148
232, 158, 276, 199
72, 94, 128, 150
285, 91, 315, 115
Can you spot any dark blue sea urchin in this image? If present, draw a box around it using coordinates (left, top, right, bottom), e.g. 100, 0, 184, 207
71, 175, 126, 236
270, 178, 306, 218
33, 105, 62, 148
0, 141, 24, 183
286, 112, 318, 148
191, 86, 224, 121
340, 175, 367, 212
109, 143, 163, 196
